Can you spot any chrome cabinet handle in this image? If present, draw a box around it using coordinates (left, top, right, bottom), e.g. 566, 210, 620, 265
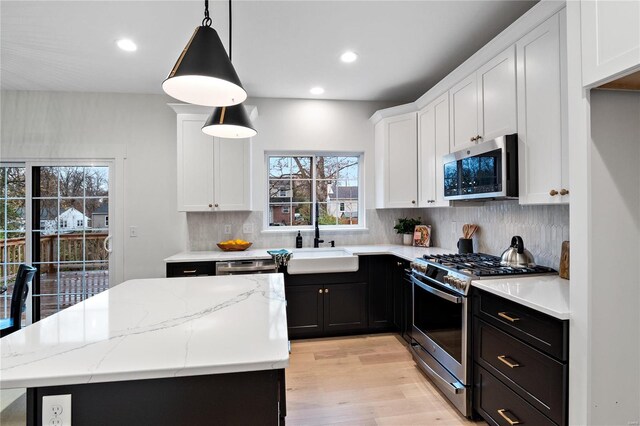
183, 269, 197, 274
497, 409, 520, 425
318, 289, 323, 294
559, 188, 569, 196
497, 355, 521, 369
324, 288, 329, 294
498, 311, 520, 322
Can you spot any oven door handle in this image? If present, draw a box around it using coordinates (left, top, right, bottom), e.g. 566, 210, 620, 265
411, 275, 462, 304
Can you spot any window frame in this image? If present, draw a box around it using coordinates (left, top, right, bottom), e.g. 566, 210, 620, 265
264, 152, 364, 231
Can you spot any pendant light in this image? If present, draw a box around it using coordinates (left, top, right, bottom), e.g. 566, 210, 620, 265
202, 0, 257, 138
162, 0, 247, 107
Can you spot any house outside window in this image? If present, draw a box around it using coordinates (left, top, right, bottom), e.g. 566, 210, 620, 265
77, 220, 82, 227
267, 154, 361, 228
105, 216, 109, 226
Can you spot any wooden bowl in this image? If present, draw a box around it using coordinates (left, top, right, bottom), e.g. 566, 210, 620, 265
217, 242, 252, 251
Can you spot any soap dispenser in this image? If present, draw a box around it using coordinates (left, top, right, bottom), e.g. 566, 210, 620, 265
296, 231, 303, 248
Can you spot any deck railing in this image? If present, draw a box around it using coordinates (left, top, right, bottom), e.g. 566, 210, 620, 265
1, 232, 108, 282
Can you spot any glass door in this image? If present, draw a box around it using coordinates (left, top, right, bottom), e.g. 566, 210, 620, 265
0, 164, 27, 325
31, 164, 111, 320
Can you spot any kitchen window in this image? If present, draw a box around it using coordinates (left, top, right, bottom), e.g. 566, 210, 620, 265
267, 154, 362, 229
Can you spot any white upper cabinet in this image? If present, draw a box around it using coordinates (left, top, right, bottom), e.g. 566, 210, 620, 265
449, 47, 517, 152
418, 93, 450, 208
176, 113, 252, 212
517, 11, 569, 205
375, 112, 418, 208
477, 46, 517, 142
449, 74, 479, 152
581, 0, 640, 87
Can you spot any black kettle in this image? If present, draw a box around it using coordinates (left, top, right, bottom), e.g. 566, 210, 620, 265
500, 236, 536, 268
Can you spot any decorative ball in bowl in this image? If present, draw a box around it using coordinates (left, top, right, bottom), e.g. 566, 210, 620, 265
217, 239, 252, 251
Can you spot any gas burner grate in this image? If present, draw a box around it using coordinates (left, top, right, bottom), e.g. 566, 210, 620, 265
422, 253, 556, 277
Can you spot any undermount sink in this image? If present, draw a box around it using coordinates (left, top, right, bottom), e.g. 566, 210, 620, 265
286, 248, 359, 275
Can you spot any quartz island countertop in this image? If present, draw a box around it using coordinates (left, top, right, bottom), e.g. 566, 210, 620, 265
0, 274, 289, 389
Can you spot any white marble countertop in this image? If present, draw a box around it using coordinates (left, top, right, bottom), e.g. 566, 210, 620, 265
471, 275, 570, 320
0, 274, 289, 389
164, 244, 456, 263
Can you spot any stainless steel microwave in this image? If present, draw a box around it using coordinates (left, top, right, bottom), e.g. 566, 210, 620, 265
443, 134, 518, 201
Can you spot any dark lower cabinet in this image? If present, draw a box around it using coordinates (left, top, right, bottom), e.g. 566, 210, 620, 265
324, 282, 368, 333
368, 256, 393, 330
472, 289, 568, 426
285, 285, 323, 338
166, 261, 216, 277
390, 258, 412, 342
286, 282, 367, 338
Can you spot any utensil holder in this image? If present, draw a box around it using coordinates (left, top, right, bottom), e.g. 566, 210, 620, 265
457, 238, 473, 254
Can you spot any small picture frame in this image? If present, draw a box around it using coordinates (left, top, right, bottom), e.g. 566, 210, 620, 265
413, 225, 431, 247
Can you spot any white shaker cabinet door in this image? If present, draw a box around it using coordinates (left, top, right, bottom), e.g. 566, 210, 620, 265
418, 93, 450, 208
581, 0, 640, 87
213, 137, 252, 211
517, 12, 568, 205
477, 46, 517, 142
449, 74, 479, 152
177, 115, 215, 212
375, 113, 418, 208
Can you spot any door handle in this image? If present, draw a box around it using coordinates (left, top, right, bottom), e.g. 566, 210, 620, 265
103, 235, 113, 254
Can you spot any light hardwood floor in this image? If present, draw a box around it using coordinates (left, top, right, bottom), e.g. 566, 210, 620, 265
286, 334, 484, 426
1, 334, 484, 425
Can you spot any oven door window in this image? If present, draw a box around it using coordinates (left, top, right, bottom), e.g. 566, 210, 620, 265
414, 282, 463, 363
460, 149, 502, 195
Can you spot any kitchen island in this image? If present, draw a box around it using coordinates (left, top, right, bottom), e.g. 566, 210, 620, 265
0, 274, 289, 425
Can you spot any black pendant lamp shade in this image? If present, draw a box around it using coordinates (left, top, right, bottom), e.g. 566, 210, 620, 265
162, 3, 247, 107
202, 105, 257, 138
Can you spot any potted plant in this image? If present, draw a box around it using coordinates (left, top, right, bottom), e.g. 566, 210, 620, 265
394, 217, 422, 245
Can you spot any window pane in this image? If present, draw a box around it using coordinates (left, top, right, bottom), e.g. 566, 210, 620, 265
5, 199, 25, 231
317, 203, 338, 226
59, 166, 85, 197
316, 180, 333, 203
269, 180, 291, 202
85, 197, 108, 230
269, 204, 292, 226
36, 199, 59, 232
269, 157, 291, 178
87, 262, 109, 297
333, 181, 359, 201
292, 180, 312, 202
59, 199, 86, 231
338, 158, 359, 184
5, 167, 26, 198
59, 231, 84, 262
84, 167, 109, 197
337, 202, 359, 225
39, 167, 58, 197
291, 157, 312, 179
293, 204, 312, 226
86, 233, 108, 261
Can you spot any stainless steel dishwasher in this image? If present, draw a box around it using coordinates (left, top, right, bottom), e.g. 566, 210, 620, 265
215, 259, 277, 275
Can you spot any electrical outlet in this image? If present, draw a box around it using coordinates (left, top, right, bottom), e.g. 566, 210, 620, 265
129, 226, 138, 238
224, 224, 232, 235
42, 394, 71, 426
242, 223, 253, 234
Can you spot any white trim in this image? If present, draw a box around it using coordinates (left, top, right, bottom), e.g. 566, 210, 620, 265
168, 103, 258, 122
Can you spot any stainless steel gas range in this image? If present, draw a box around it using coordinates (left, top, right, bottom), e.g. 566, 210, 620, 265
409, 253, 556, 417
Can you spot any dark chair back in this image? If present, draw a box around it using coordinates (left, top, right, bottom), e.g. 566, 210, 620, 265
4, 264, 37, 336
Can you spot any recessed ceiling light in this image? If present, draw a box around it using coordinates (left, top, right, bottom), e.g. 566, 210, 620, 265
310, 87, 325, 95
116, 39, 137, 52
340, 51, 358, 63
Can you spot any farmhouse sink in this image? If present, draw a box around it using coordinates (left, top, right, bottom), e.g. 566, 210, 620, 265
286, 248, 359, 275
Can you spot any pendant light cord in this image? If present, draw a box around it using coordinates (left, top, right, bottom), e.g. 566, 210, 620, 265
202, 0, 212, 27
228, 0, 233, 61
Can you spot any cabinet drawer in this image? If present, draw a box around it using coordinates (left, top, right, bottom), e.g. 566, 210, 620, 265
475, 365, 556, 426
474, 290, 568, 361
166, 262, 216, 278
475, 319, 566, 425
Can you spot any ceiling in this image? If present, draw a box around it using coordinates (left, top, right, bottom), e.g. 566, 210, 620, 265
0, 1, 537, 103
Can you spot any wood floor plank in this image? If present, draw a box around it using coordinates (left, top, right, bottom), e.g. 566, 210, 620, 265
286, 334, 485, 426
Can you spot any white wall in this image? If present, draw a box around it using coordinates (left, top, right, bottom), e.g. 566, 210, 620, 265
587, 89, 640, 425
1, 90, 187, 282
247, 97, 392, 211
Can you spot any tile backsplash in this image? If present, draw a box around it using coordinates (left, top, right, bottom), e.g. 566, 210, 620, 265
187, 201, 569, 269
422, 201, 569, 269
